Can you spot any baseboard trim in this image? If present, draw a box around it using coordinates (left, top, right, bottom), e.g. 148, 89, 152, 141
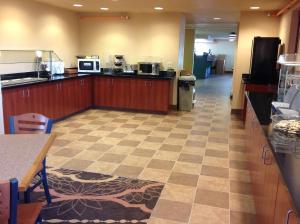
169, 104, 178, 111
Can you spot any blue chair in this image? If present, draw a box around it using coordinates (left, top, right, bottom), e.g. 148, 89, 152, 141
9, 113, 54, 204
0, 178, 43, 224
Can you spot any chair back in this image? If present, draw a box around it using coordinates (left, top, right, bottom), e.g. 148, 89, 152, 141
284, 85, 299, 104
9, 113, 53, 134
0, 178, 18, 224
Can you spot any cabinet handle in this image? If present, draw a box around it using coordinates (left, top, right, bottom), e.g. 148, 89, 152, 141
261, 145, 269, 160
262, 145, 272, 165
111, 79, 114, 85
27, 89, 30, 97
285, 209, 294, 224
22, 90, 25, 98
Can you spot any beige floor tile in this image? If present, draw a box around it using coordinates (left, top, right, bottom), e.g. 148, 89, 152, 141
173, 162, 202, 175
121, 155, 150, 167
138, 141, 162, 150
98, 153, 127, 163
229, 151, 249, 161
185, 140, 206, 148
202, 156, 229, 168
74, 150, 103, 161
163, 138, 187, 146
107, 146, 135, 155
147, 217, 186, 224
230, 180, 253, 195
86, 143, 113, 152
195, 188, 229, 209
230, 193, 256, 214
159, 144, 182, 152
189, 204, 229, 224
139, 168, 171, 182
229, 160, 249, 170
64, 141, 94, 150
84, 161, 118, 175
230, 211, 256, 224
131, 148, 156, 157
113, 165, 143, 178
178, 153, 203, 164
160, 183, 196, 203
229, 169, 251, 183
168, 172, 199, 187
197, 175, 230, 192
206, 142, 229, 151
147, 159, 175, 170
152, 199, 192, 223
153, 151, 180, 161
62, 159, 93, 171
97, 137, 122, 145
47, 155, 71, 167
181, 146, 206, 155
205, 149, 228, 158
54, 148, 82, 157
201, 165, 229, 178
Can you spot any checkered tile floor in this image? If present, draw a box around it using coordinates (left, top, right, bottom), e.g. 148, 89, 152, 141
48, 75, 255, 224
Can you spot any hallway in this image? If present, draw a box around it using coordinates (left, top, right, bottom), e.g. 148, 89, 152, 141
47, 74, 255, 224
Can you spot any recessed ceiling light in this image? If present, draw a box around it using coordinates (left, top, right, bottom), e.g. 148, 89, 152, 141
100, 7, 109, 11
73, 4, 83, 7
250, 6, 260, 10
213, 17, 221, 20
154, 7, 164, 10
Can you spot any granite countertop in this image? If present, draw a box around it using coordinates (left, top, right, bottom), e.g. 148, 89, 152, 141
1, 72, 175, 89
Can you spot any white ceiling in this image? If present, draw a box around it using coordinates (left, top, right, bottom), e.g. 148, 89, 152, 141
34, 0, 287, 24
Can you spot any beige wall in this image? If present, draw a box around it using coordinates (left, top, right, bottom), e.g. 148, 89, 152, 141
231, 11, 280, 109
0, 0, 80, 67
79, 13, 186, 104
183, 29, 195, 72
279, 3, 300, 53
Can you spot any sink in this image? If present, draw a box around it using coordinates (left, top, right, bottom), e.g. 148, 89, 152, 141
1, 77, 48, 87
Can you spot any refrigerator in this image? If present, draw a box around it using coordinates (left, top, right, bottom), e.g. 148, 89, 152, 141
247, 37, 281, 124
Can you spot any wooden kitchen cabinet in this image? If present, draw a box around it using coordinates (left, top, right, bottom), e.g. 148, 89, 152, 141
131, 79, 170, 112
3, 75, 170, 133
94, 76, 113, 107
274, 177, 300, 224
244, 95, 299, 224
94, 76, 171, 113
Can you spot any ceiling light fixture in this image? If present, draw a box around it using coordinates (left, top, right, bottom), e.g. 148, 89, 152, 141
73, 4, 83, 7
100, 7, 109, 11
213, 17, 221, 20
154, 7, 164, 10
250, 6, 260, 10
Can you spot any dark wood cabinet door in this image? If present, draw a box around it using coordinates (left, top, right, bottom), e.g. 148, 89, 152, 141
79, 77, 93, 110
94, 77, 113, 107
148, 80, 170, 113
131, 79, 151, 111
261, 141, 279, 224
2, 88, 28, 133
274, 177, 300, 224
111, 78, 131, 109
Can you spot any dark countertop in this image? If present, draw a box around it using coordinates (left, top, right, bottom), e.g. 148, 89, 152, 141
1, 72, 175, 89
247, 94, 300, 214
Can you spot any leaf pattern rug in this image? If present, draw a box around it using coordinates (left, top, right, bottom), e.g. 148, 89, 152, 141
31, 168, 164, 224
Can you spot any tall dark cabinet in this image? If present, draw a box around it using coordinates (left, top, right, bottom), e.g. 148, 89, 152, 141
244, 37, 281, 124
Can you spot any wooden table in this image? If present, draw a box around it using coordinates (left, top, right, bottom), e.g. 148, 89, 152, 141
0, 134, 56, 191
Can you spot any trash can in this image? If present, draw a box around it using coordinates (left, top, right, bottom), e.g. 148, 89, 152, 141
178, 75, 196, 111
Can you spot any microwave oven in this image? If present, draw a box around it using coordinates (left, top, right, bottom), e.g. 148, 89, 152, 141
78, 58, 101, 73
138, 62, 160, 76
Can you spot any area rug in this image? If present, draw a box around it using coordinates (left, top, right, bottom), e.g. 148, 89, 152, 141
31, 167, 164, 224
